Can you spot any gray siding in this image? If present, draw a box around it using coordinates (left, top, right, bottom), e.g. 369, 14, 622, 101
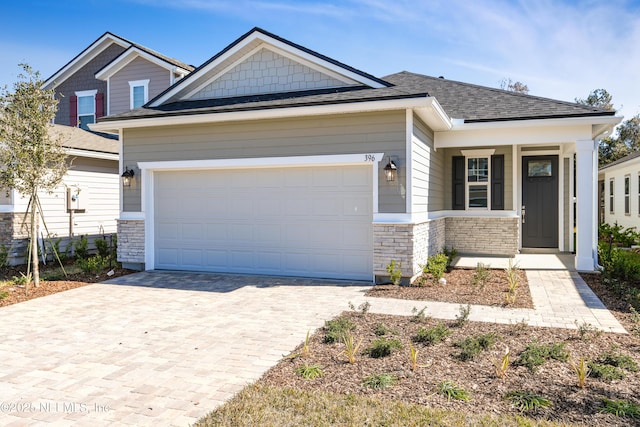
411, 116, 445, 213
442, 146, 513, 211
122, 111, 407, 213
53, 44, 126, 126
109, 57, 172, 116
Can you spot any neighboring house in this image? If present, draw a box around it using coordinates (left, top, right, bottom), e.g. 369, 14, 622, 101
0, 125, 119, 264
598, 151, 640, 229
92, 28, 621, 281
43, 32, 193, 130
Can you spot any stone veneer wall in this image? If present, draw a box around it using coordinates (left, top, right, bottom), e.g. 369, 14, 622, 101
117, 219, 145, 268
0, 212, 31, 264
444, 217, 519, 256
374, 219, 445, 283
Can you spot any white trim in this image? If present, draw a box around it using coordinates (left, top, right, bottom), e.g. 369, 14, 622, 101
119, 128, 123, 213
95, 46, 191, 80
119, 212, 144, 220
65, 148, 119, 161
91, 96, 449, 133
0, 205, 15, 213
139, 153, 384, 271
559, 155, 565, 251
461, 149, 495, 157
75, 89, 98, 98
129, 79, 150, 109
405, 109, 413, 214
106, 78, 111, 116
181, 42, 360, 101
373, 210, 519, 225
449, 115, 622, 131
569, 153, 575, 253
512, 145, 518, 220
149, 30, 386, 107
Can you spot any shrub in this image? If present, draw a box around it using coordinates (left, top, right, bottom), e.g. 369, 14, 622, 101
414, 323, 451, 345
95, 238, 110, 258
295, 364, 324, 380
595, 348, 638, 372
77, 255, 109, 274
442, 246, 458, 268
437, 380, 469, 401
410, 306, 429, 323
423, 253, 448, 281
364, 338, 402, 358
0, 244, 8, 267
505, 391, 552, 413
599, 398, 640, 419
386, 260, 402, 285
73, 235, 89, 259
589, 363, 626, 381
453, 333, 497, 361
374, 323, 395, 336
600, 222, 639, 247
471, 263, 490, 288
363, 373, 396, 389
454, 304, 471, 327
515, 341, 569, 373
323, 317, 355, 344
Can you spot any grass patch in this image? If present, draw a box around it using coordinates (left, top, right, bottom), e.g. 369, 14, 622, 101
515, 341, 569, 373
505, 391, 552, 413
294, 364, 324, 380
595, 348, 638, 372
194, 384, 568, 426
364, 338, 402, 358
414, 323, 451, 345
437, 380, 470, 401
323, 316, 355, 343
599, 398, 640, 419
453, 332, 497, 361
363, 373, 396, 389
588, 363, 626, 381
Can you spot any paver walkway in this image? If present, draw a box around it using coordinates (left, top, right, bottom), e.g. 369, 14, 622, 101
0, 256, 626, 426
0, 272, 370, 426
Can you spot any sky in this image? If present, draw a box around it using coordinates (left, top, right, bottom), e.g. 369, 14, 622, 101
1, 0, 639, 119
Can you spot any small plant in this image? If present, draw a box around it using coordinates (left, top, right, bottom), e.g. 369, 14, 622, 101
342, 331, 363, 364
295, 364, 324, 380
423, 253, 448, 281
323, 317, 356, 344
509, 319, 529, 335
599, 398, 640, 419
437, 380, 470, 401
50, 237, 70, 263
410, 306, 429, 323
374, 323, 394, 336
454, 333, 497, 361
574, 320, 602, 341
505, 259, 519, 304
364, 338, 402, 358
386, 260, 402, 285
471, 262, 490, 289
408, 342, 419, 371
454, 304, 471, 327
588, 363, 626, 381
73, 235, 89, 259
11, 272, 32, 286
442, 246, 458, 268
569, 356, 590, 388
595, 347, 638, 372
0, 290, 8, 300
363, 373, 396, 389
301, 330, 312, 358
0, 244, 8, 268
505, 391, 552, 413
414, 322, 451, 345
515, 341, 569, 373
630, 306, 640, 336
494, 346, 510, 380
77, 255, 109, 274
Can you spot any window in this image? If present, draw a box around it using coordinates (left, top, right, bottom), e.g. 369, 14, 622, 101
467, 157, 489, 208
129, 79, 149, 109
625, 175, 630, 214
609, 178, 615, 213
75, 90, 97, 130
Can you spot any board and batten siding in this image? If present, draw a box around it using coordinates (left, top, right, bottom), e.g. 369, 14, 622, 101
442, 146, 513, 211
14, 157, 119, 239
122, 110, 407, 213
109, 57, 171, 116
411, 115, 444, 213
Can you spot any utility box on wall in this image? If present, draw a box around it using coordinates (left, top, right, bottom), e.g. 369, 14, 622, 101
67, 187, 88, 211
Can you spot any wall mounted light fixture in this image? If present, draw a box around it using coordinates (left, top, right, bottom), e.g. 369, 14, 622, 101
384, 157, 397, 182
121, 167, 135, 187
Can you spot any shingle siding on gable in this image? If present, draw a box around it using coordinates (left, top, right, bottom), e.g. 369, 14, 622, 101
110, 57, 171, 115
54, 44, 127, 126
191, 48, 352, 100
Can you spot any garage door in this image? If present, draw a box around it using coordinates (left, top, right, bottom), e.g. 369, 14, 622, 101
153, 165, 373, 280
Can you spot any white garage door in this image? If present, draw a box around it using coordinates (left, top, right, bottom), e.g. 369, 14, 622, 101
153, 165, 373, 280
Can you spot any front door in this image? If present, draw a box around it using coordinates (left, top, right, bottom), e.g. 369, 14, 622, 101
522, 155, 558, 248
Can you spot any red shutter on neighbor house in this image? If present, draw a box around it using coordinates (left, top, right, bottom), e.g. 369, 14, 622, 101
95, 93, 104, 118
69, 95, 78, 127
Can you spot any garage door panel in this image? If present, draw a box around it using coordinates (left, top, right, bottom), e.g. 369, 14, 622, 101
155, 165, 372, 280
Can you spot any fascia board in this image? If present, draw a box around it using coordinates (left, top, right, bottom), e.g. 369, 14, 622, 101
90, 96, 432, 133
95, 47, 185, 81
65, 148, 119, 161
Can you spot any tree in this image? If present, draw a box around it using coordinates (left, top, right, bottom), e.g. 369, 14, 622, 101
575, 88, 614, 111
499, 78, 529, 94
0, 64, 68, 288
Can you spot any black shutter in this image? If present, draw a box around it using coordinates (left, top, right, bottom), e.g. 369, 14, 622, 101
452, 156, 465, 210
491, 154, 504, 210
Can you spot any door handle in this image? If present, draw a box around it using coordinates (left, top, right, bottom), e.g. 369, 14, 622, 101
521, 205, 526, 224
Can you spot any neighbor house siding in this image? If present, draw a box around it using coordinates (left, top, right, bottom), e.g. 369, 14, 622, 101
601, 158, 640, 229
412, 116, 444, 213
122, 110, 407, 213
109, 57, 171, 115
442, 146, 513, 211
53, 44, 126, 126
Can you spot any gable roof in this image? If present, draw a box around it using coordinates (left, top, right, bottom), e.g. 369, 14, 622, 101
599, 150, 640, 171
147, 27, 390, 107
44, 32, 193, 89
50, 124, 118, 158
94, 45, 193, 81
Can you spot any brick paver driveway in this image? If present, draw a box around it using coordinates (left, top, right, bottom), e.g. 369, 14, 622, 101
0, 271, 370, 426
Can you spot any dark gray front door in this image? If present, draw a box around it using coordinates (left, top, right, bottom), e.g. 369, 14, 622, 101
522, 155, 558, 248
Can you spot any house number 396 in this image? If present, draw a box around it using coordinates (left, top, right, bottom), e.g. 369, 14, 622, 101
364, 154, 376, 162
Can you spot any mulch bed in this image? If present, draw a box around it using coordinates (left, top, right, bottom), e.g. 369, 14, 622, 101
260, 310, 640, 426
366, 268, 533, 309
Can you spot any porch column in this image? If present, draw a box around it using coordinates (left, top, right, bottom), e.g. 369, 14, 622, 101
575, 139, 597, 271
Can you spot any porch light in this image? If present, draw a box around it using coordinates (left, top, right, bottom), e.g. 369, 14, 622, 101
121, 167, 135, 187
384, 158, 397, 182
